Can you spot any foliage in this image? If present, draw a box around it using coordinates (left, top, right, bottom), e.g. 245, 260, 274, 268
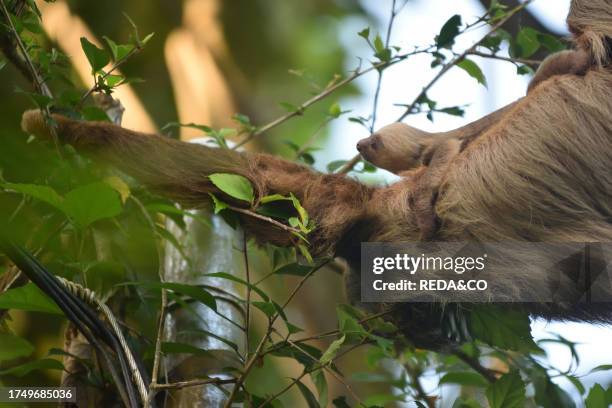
0, 0, 605, 407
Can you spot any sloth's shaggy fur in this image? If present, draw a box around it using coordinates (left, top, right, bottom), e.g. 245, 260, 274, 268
20, 0, 612, 348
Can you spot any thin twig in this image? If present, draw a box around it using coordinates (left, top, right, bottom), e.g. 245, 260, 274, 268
0, 0, 51, 97
232, 48, 431, 150
154, 377, 236, 391
267, 309, 393, 350
405, 362, 435, 408
452, 349, 497, 383
223, 260, 330, 408
294, 117, 332, 159
131, 196, 168, 408
467, 50, 541, 66
369, 0, 399, 133
338, 0, 533, 174
395, 0, 532, 123
258, 334, 372, 408
283, 337, 364, 406
257, 369, 310, 407
147, 288, 167, 407
228, 205, 302, 235
0, 0, 61, 154
77, 46, 141, 108
243, 231, 252, 358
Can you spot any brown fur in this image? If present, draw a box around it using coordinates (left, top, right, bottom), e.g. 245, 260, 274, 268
357, 43, 597, 239
528, 48, 592, 93
19, 0, 612, 349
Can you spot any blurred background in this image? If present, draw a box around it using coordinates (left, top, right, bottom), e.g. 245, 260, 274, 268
1, 0, 611, 406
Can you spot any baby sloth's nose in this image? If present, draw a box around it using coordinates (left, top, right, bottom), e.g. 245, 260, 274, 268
356, 137, 378, 153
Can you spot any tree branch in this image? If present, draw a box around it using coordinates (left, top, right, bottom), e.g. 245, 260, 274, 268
338, 0, 533, 174
232, 48, 431, 150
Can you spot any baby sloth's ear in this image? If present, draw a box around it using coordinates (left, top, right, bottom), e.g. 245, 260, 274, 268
356, 122, 434, 175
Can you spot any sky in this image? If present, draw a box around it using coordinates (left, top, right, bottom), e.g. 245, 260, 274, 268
321, 0, 611, 405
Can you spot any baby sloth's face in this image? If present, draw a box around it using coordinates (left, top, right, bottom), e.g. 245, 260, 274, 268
356, 122, 431, 174
356, 133, 383, 163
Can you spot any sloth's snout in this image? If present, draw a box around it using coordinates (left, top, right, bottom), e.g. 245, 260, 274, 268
357, 136, 379, 154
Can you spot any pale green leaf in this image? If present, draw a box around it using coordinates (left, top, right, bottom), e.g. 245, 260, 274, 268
209, 173, 254, 203
0, 282, 62, 315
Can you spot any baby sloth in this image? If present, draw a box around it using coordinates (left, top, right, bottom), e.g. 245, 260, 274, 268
357, 48, 594, 240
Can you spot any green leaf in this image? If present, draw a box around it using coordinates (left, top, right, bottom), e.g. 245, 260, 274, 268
161, 342, 211, 358
297, 243, 313, 263
179, 329, 239, 353
81, 106, 111, 122
357, 27, 370, 41
0, 283, 62, 315
63, 182, 123, 227
105, 74, 124, 87
289, 193, 308, 226
296, 379, 320, 408
103, 36, 119, 60
270, 342, 323, 370
142, 32, 155, 45
326, 160, 347, 173
311, 370, 328, 407
203, 272, 269, 301
565, 375, 585, 395
457, 59, 487, 87
590, 364, 612, 374
320, 335, 345, 365
439, 372, 488, 388
328, 103, 342, 118
0, 358, 63, 377
332, 396, 351, 408
336, 305, 367, 341
260, 194, 290, 204
486, 371, 526, 408
209, 173, 254, 203
252, 301, 276, 318
437, 15, 462, 49
1, 183, 64, 211
104, 176, 130, 204
0, 334, 34, 361
129, 281, 216, 312
373, 34, 385, 53
209, 193, 229, 214
274, 263, 314, 277
585, 384, 607, 408
364, 394, 408, 406
469, 306, 538, 351
22, 12, 42, 34
538, 33, 566, 53
533, 374, 576, 408
515, 27, 540, 58
80, 37, 110, 72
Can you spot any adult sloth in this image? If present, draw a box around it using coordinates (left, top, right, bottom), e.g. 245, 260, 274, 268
20, 0, 612, 348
